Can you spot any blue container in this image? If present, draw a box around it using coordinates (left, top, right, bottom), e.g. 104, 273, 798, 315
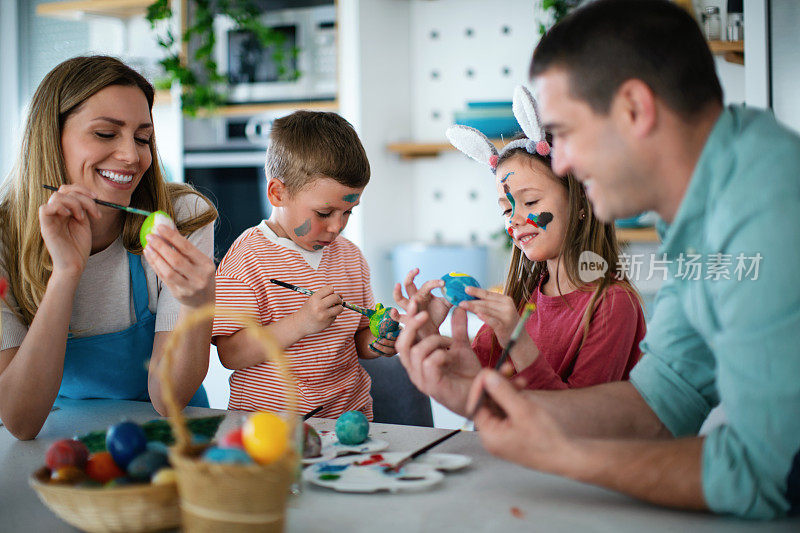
454, 101, 519, 138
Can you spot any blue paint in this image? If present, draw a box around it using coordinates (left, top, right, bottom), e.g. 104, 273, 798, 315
500, 171, 514, 183
317, 463, 349, 473
526, 212, 554, 230
343, 193, 360, 203
294, 219, 311, 236
441, 272, 481, 306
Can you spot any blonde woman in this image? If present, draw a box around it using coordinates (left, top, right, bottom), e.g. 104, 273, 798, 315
0, 56, 217, 440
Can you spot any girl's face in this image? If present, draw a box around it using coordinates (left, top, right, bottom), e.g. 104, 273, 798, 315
496, 154, 570, 262
60, 85, 153, 207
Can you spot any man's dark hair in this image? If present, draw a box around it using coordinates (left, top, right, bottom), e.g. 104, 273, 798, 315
530, 0, 723, 117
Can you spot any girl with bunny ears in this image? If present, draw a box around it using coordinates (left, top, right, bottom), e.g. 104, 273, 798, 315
394, 86, 645, 395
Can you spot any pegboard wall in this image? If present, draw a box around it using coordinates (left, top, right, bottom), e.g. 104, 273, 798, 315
406, 0, 544, 249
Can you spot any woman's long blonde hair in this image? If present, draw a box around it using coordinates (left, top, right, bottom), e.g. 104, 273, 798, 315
0, 56, 217, 327
498, 141, 641, 345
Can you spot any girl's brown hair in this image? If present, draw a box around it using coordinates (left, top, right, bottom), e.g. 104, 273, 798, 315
497, 137, 641, 345
0, 55, 217, 326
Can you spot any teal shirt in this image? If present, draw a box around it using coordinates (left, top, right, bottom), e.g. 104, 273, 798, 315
630, 105, 800, 519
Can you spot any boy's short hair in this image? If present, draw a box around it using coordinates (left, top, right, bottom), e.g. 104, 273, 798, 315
266, 110, 370, 194
530, 0, 723, 118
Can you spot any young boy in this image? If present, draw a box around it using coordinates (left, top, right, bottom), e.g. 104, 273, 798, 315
212, 111, 395, 419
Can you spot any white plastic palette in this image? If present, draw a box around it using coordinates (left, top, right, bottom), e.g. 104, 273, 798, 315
302, 430, 389, 464
303, 453, 444, 493
373, 452, 472, 472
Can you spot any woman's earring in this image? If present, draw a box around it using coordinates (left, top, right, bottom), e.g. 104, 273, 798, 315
578, 209, 586, 220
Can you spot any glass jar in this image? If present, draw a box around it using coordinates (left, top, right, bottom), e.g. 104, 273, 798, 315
727, 12, 744, 42
703, 7, 722, 40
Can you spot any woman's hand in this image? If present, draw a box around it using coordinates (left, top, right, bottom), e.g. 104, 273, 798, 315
39, 185, 101, 277
458, 286, 520, 347
143, 224, 215, 308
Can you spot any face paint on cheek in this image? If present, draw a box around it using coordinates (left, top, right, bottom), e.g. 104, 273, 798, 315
503, 183, 515, 218
526, 212, 554, 230
342, 193, 360, 203
294, 219, 311, 236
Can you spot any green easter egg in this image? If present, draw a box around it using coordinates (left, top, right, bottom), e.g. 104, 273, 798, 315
139, 211, 173, 248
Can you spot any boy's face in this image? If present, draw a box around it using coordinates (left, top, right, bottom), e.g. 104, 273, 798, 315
270, 176, 364, 251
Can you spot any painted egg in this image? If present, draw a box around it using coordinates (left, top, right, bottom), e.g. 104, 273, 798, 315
151, 468, 177, 485
127, 449, 169, 481
202, 446, 254, 465
45, 439, 89, 471
440, 272, 481, 306
219, 428, 245, 449
302, 423, 322, 458
335, 410, 369, 445
242, 412, 289, 465
86, 451, 125, 484
369, 303, 401, 340
50, 466, 86, 485
139, 210, 175, 248
104, 476, 135, 488
105, 421, 147, 469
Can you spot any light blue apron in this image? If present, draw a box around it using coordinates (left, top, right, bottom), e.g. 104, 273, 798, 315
58, 252, 208, 407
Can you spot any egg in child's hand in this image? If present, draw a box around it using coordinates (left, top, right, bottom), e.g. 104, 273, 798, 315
335, 410, 369, 445
368, 303, 401, 340
441, 272, 481, 306
242, 412, 290, 465
139, 210, 175, 248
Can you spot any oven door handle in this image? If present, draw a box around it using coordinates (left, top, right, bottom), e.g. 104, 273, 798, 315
245, 114, 277, 146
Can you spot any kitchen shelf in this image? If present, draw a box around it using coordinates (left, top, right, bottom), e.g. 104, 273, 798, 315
708, 40, 744, 65
200, 99, 339, 117
36, 0, 155, 19
388, 139, 507, 159
616, 227, 659, 244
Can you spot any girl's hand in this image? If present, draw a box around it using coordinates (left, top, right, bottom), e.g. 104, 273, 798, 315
369, 335, 397, 357
293, 285, 343, 337
143, 224, 215, 309
458, 286, 520, 347
393, 268, 452, 329
39, 185, 101, 277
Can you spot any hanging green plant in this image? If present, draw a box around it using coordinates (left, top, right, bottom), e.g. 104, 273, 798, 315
537, 0, 582, 35
146, 0, 300, 116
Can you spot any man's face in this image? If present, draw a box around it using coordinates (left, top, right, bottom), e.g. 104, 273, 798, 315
534, 68, 647, 221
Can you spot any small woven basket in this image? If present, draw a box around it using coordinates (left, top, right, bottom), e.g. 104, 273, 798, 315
160, 305, 299, 533
28, 466, 179, 533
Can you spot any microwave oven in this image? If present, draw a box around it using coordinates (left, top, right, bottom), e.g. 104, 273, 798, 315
213, 4, 337, 104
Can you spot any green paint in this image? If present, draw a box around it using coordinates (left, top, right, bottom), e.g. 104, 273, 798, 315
343, 193, 360, 203
319, 474, 341, 481
294, 219, 311, 236
504, 183, 515, 218
312, 244, 323, 250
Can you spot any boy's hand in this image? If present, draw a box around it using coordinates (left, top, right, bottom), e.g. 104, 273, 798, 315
296, 285, 343, 336
369, 336, 397, 357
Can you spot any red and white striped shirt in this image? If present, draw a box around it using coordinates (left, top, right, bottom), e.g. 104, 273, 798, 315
213, 222, 374, 419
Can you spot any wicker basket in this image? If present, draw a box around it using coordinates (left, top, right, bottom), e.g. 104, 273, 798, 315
28, 466, 179, 533
160, 305, 299, 533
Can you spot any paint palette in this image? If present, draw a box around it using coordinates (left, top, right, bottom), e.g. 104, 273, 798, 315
371, 452, 472, 472
301, 430, 389, 465
303, 453, 444, 493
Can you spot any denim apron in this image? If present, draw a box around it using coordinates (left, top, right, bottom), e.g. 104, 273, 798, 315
58, 252, 208, 407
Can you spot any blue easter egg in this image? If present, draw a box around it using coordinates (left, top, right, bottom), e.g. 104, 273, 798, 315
440, 272, 481, 306
202, 446, 254, 465
106, 421, 147, 469
126, 450, 169, 481
335, 411, 369, 445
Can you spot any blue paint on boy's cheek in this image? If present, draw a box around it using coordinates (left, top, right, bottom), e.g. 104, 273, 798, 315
294, 219, 311, 236
343, 193, 360, 203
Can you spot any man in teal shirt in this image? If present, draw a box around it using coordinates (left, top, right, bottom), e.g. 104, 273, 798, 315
395, 0, 800, 519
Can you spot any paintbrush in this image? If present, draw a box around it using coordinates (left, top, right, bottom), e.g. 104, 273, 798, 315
269, 278, 375, 318
384, 427, 463, 473
302, 406, 324, 421
467, 302, 537, 421
43, 184, 152, 217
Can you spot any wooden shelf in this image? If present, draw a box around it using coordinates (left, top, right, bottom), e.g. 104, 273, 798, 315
196, 99, 339, 117
616, 227, 659, 244
36, 0, 155, 19
708, 40, 744, 65
388, 139, 506, 159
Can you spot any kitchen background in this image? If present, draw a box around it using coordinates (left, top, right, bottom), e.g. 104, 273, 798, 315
0, 0, 797, 427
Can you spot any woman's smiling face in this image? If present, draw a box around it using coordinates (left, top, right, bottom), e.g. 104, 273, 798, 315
496, 153, 569, 262
60, 84, 153, 207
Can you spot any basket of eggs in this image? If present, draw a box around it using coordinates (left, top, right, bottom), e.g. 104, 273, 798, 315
159, 306, 300, 533
28, 414, 225, 533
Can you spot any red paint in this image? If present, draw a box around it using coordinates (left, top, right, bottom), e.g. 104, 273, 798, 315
525, 217, 540, 229
507, 226, 514, 237
510, 506, 525, 519
354, 454, 385, 466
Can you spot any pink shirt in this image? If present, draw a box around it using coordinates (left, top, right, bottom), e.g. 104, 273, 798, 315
472, 282, 646, 390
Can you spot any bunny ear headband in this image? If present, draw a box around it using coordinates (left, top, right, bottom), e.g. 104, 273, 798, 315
446, 85, 551, 172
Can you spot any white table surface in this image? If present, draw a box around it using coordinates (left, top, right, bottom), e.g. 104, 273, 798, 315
1, 399, 797, 532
